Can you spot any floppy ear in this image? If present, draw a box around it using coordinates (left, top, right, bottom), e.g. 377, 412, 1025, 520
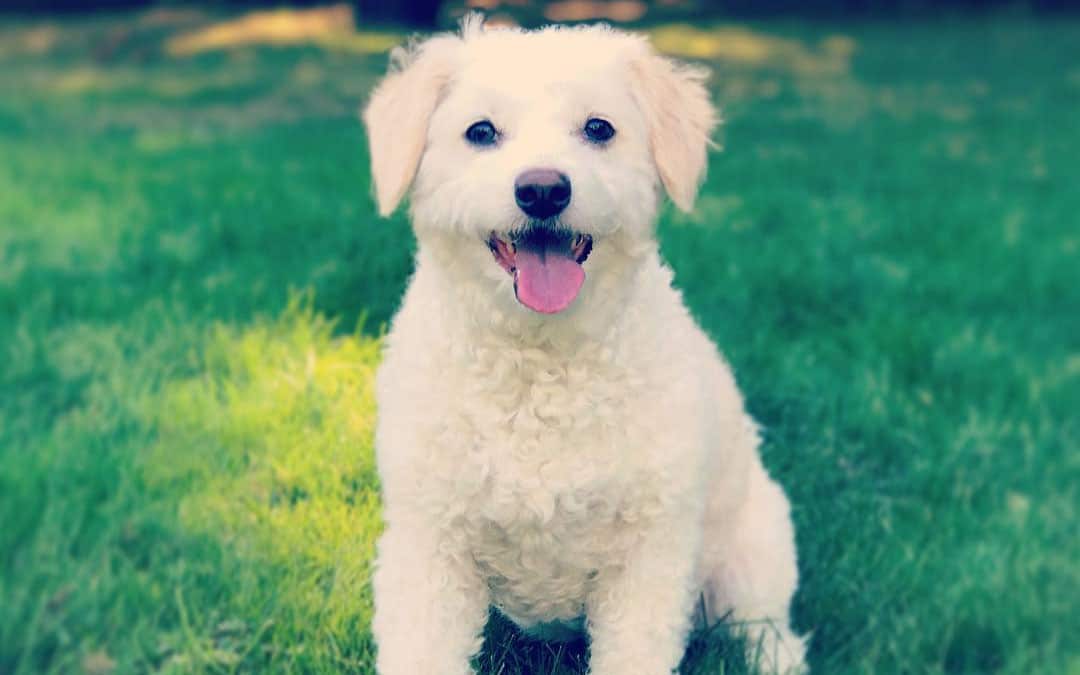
363, 35, 461, 217
629, 49, 718, 212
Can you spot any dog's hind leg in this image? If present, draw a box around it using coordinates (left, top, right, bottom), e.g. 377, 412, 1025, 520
698, 453, 807, 674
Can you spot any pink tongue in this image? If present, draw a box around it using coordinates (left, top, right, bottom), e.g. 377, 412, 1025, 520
514, 246, 585, 314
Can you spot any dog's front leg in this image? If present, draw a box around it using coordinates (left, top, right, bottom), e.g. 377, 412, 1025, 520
371, 520, 489, 675
585, 517, 700, 675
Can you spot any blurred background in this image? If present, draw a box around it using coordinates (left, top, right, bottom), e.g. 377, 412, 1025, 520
2, 0, 1078, 24
1, 1, 1077, 674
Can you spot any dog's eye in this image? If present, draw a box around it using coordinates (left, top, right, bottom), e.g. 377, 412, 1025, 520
583, 118, 615, 144
465, 120, 499, 147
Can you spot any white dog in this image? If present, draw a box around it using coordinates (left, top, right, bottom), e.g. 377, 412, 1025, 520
363, 16, 807, 675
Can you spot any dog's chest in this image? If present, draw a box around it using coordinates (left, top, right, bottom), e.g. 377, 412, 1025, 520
445, 339, 659, 508
443, 341, 663, 625
463, 455, 651, 626
466, 481, 644, 626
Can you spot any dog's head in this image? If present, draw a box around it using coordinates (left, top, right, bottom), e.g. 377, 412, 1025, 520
364, 16, 717, 316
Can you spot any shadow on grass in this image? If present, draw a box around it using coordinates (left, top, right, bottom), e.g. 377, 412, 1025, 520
476, 610, 592, 675
475, 604, 752, 675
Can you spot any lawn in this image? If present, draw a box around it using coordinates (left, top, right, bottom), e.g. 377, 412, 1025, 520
1, 8, 1078, 675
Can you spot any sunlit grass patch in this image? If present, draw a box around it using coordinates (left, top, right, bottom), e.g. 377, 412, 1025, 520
141, 296, 382, 671
165, 4, 400, 57
649, 24, 853, 76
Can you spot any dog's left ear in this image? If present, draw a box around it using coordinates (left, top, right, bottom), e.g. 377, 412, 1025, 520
363, 35, 461, 217
629, 48, 718, 212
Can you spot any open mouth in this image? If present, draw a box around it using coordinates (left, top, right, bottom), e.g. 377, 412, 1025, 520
487, 227, 593, 314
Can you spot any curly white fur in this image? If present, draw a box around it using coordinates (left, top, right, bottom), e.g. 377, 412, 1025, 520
364, 16, 807, 675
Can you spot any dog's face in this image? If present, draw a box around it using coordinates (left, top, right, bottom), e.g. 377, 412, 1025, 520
364, 18, 716, 315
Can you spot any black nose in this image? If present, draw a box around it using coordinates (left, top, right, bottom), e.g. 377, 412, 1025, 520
514, 168, 571, 219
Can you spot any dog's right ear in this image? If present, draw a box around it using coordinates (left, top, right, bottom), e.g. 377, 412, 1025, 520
363, 35, 461, 217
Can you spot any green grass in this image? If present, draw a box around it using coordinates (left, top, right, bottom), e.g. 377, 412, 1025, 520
1, 11, 1078, 675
